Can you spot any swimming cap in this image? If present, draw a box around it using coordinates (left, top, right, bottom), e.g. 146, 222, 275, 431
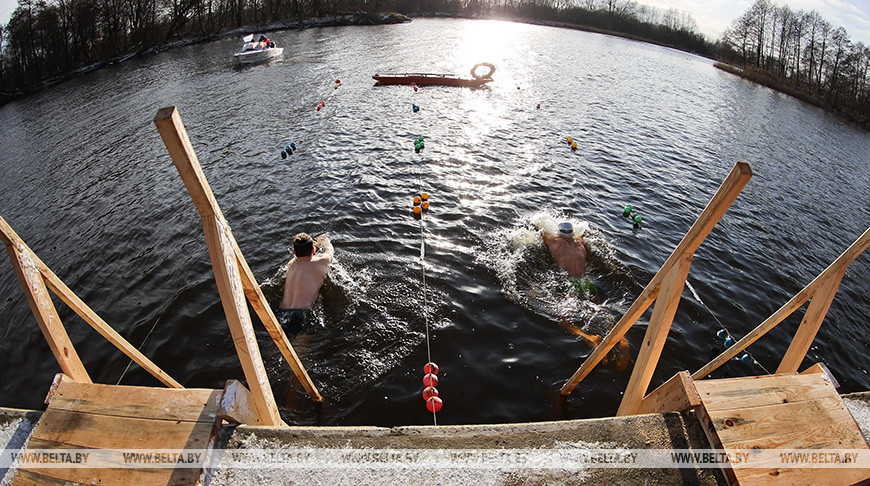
558, 222, 574, 236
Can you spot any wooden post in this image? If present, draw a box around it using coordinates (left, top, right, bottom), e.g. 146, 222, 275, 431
234, 244, 322, 402
1, 216, 181, 388
3, 239, 91, 383
635, 371, 701, 415
560, 162, 752, 395
202, 216, 283, 426
692, 226, 870, 379
154, 106, 320, 411
776, 268, 845, 373
618, 251, 693, 416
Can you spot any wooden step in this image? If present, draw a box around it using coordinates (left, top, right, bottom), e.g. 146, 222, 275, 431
694, 369, 869, 485
12, 375, 223, 486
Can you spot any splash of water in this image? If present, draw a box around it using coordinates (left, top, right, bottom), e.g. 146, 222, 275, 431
477, 209, 625, 334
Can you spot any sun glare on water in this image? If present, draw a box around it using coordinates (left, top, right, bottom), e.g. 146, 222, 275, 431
455, 20, 527, 73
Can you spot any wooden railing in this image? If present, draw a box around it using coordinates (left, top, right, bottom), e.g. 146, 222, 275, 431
693, 226, 870, 379
0, 216, 182, 388
560, 160, 870, 417
560, 162, 753, 415
154, 106, 322, 427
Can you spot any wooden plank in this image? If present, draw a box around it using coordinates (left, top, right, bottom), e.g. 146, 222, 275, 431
47, 380, 220, 423
695, 374, 835, 412
694, 226, 870, 380
12, 468, 87, 486
561, 162, 751, 395
731, 465, 870, 486
709, 396, 868, 449
153, 106, 221, 219
1, 215, 181, 388
202, 216, 283, 426
777, 269, 846, 373
801, 362, 840, 388
16, 467, 201, 486
234, 247, 322, 403
4, 242, 90, 383
618, 251, 694, 416
218, 380, 263, 425
636, 371, 701, 414
15, 440, 202, 486
27, 409, 216, 450
692, 402, 739, 486
154, 106, 319, 401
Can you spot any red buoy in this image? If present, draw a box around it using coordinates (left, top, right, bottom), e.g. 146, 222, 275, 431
426, 396, 443, 413
424, 362, 439, 375
422, 386, 439, 400
423, 373, 438, 387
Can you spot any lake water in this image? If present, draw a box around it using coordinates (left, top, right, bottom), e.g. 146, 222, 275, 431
0, 18, 868, 426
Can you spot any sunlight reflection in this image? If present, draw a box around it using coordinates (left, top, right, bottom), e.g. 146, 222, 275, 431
456, 20, 523, 68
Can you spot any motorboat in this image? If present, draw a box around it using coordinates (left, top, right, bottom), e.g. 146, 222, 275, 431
234, 34, 283, 64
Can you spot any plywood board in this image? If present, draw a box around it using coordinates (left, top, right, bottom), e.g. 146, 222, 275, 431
48, 379, 220, 423
695, 374, 834, 412
709, 396, 868, 450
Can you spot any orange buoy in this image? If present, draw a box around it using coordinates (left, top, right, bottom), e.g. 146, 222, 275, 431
414, 196, 422, 205
421, 193, 429, 201
413, 206, 422, 215
421, 201, 429, 211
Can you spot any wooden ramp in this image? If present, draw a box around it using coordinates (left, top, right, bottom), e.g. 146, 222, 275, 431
650, 366, 870, 485
12, 374, 224, 486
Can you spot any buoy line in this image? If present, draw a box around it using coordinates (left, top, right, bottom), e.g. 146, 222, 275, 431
419, 220, 437, 425
685, 279, 771, 374
413, 191, 440, 424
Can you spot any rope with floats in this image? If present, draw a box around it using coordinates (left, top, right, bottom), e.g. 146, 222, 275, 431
685, 279, 771, 374
414, 192, 441, 424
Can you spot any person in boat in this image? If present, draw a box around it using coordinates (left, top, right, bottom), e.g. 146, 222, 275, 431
544, 222, 630, 370
278, 233, 333, 335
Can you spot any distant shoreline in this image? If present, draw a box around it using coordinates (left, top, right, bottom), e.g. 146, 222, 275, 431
714, 62, 869, 132
0, 12, 410, 105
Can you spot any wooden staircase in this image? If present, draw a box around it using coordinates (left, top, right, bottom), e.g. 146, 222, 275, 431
643, 365, 870, 485
10, 374, 257, 485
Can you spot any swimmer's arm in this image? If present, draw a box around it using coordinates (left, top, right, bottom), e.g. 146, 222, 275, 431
316, 234, 334, 261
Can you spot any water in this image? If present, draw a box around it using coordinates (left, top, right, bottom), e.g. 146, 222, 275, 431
0, 19, 868, 426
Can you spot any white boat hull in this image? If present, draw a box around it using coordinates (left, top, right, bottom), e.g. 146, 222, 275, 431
234, 47, 283, 64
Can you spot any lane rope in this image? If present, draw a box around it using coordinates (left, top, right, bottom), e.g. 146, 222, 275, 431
686, 279, 771, 375
420, 218, 437, 425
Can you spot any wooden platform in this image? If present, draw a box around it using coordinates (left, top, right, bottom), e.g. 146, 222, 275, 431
645, 366, 870, 485
12, 375, 224, 486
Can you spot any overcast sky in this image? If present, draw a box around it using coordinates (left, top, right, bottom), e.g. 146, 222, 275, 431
0, 0, 868, 45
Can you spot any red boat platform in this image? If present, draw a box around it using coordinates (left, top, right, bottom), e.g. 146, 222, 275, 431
373, 73, 492, 88
373, 63, 496, 88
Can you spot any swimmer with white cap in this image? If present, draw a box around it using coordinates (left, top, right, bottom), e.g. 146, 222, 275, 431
542, 221, 587, 278
545, 221, 630, 369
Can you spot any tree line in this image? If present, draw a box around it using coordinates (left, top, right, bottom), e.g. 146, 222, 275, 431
2, 0, 869, 127
720, 0, 870, 124
0, 0, 709, 99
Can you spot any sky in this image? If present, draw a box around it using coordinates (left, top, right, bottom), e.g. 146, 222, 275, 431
641, 0, 870, 45
0, 0, 868, 45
